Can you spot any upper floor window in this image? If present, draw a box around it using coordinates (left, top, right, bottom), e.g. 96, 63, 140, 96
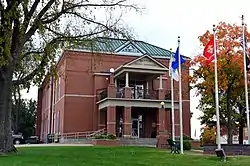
56, 76, 61, 100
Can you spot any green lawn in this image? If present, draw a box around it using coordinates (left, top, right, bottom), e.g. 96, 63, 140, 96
1, 146, 250, 166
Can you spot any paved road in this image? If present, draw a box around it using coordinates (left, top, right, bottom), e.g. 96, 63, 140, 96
15, 143, 93, 148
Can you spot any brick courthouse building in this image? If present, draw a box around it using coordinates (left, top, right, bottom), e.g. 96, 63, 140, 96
36, 38, 191, 141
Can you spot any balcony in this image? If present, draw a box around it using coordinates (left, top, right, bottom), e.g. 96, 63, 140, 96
96, 87, 180, 110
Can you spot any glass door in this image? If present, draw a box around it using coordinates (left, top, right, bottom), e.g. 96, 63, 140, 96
132, 118, 139, 138
135, 85, 144, 99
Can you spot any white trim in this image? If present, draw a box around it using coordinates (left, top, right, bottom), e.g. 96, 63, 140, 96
182, 100, 190, 102
157, 76, 168, 80
116, 52, 143, 56
114, 68, 167, 78
93, 72, 111, 76
124, 54, 167, 69
114, 41, 130, 52
54, 94, 96, 105
97, 98, 180, 110
65, 94, 95, 98
131, 41, 147, 54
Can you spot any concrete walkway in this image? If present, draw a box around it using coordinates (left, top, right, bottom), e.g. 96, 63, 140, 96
15, 143, 93, 148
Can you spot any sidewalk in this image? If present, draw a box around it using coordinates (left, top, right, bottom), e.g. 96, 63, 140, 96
15, 143, 93, 148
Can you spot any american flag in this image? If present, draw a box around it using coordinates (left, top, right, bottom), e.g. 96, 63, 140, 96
240, 35, 250, 71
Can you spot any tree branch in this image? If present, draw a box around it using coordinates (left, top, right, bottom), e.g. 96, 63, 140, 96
24, 0, 56, 42
13, 31, 108, 85
22, 0, 40, 34
41, 0, 134, 24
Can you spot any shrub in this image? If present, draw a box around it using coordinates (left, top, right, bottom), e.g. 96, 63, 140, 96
175, 140, 191, 150
183, 135, 193, 140
106, 134, 116, 139
93, 134, 116, 140
183, 141, 191, 150
175, 135, 192, 141
200, 127, 216, 146
94, 134, 106, 139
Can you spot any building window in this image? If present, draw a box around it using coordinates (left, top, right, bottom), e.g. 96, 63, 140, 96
41, 120, 44, 140
57, 111, 60, 134
53, 113, 56, 133
47, 88, 50, 109
120, 44, 141, 53
56, 76, 61, 100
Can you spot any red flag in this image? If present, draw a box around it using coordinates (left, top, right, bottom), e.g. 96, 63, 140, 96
203, 37, 214, 64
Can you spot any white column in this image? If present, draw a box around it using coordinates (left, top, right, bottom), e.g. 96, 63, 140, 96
125, 72, 129, 87
159, 75, 163, 89
114, 79, 117, 87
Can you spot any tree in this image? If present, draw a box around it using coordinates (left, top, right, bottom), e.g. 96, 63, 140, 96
200, 126, 216, 146
189, 22, 250, 144
12, 98, 37, 139
0, 0, 141, 153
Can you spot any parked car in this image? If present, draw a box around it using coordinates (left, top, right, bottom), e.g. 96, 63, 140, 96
25, 136, 40, 144
13, 133, 25, 145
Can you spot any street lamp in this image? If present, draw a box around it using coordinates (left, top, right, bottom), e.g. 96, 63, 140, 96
160, 101, 165, 108
110, 68, 115, 73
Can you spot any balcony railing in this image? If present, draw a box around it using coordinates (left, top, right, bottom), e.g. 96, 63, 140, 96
131, 88, 157, 100
97, 87, 161, 101
96, 88, 182, 103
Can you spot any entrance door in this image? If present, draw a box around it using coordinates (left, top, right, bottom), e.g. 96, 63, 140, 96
132, 115, 142, 138
132, 118, 139, 138
135, 85, 144, 99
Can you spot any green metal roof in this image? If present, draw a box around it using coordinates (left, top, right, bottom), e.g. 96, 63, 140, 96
76, 37, 179, 59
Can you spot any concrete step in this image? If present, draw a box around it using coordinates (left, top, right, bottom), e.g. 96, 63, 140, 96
119, 138, 157, 146
60, 138, 157, 147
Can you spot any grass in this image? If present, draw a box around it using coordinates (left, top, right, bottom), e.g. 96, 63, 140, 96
1, 146, 250, 166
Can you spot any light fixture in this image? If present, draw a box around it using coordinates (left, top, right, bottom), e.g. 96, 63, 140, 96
109, 68, 115, 73
160, 101, 165, 108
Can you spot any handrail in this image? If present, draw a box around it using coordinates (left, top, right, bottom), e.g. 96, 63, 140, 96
47, 128, 107, 143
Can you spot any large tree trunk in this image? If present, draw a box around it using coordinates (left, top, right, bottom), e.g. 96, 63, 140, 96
239, 126, 244, 144
227, 127, 233, 144
0, 78, 6, 154
0, 67, 17, 153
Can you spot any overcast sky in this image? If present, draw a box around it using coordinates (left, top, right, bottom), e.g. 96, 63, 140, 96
22, 0, 250, 139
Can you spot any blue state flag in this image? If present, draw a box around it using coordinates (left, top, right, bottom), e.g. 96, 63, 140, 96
169, 55, 179, 82
171, 47, 186, 70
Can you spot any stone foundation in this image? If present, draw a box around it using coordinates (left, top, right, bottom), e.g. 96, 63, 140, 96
190, 140, 201, 148
204, 144, 250, 155
91, 139, 119, 146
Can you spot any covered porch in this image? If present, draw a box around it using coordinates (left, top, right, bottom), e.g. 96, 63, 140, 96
98, 105, 177, 138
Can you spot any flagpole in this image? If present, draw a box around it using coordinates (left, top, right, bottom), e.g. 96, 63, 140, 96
213, 24, 221, 150
241, 15, 250, 144
178, 36, 184, 154
170, 48, 175, 141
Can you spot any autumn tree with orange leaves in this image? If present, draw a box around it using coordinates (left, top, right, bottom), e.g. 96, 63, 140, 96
189, 22, 250, 144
